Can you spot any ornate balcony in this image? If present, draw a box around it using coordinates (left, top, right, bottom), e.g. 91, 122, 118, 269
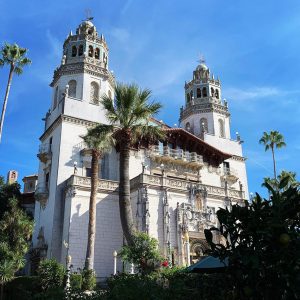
35, 183, 49, 209
150, 146, 204, 168
221, 167, 239, 182
37, 143, 52, 163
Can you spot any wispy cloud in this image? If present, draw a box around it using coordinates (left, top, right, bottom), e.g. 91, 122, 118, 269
46, 30, 61, 60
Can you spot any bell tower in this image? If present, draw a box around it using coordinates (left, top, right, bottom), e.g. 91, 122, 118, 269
179, 59, 230, 140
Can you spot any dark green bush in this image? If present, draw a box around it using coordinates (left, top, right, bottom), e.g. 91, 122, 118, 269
37, 259, 66, 291
82, 269, 96, 291
71, 273, 83, 290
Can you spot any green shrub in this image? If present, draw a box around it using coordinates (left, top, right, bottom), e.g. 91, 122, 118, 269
71, 273, 83, 290
4, 276, 40, 300
82, 269, 96, 291
37, 259, 66, 291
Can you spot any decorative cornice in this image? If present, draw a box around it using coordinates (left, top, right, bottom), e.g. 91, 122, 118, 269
230, 155, 247, 162
40, 115, 97, 142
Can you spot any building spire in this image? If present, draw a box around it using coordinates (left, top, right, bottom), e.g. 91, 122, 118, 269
83, 8, 94, 22
197, 53, 206, 65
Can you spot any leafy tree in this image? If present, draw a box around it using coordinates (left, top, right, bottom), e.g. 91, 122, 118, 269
205, 178, 300, 299
0, 198, 34, 300
0, 43, 31, 142
81, 124, 114, 271
262, 170, 299, 191
100, 83, 164, 245
259, 131, 286, 179
119, 232, 163, 275
0, 175, 22, 218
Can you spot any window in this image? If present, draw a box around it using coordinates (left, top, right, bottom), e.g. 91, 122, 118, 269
215, 89, 219, 99
218, 119, 225, 138
223, 162, 230, 175
53, 86, 58, 109
90, 81, 99, 104
197, 88, 201, 98
186, 93, 191, 104
45, 172, 50, 190
88, 45, 93, 57
95, 48, 100, 59
190, 90, 193, 100
71, 46, 77, 57
78, 45, 84, 56
211, 87, 214, 97
68, 80, 77, 98
200, 118, 208, 132
202, 87, 207, 97
108, 90, 112, 99
185, 122, 191, 132
86, 168, 92, 177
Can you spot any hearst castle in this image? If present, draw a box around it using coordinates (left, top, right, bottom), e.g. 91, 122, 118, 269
30, 20, 249, 279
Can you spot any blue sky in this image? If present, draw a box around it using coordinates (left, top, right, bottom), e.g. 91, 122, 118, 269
0, 0, 299, 196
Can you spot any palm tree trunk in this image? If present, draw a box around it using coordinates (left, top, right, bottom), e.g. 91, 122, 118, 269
119, 142, 135, 246
271, 146, 276, 179
0, 65, 14, 143
85, 149, 101, 270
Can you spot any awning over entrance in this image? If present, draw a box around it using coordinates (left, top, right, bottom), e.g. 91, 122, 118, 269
188, 256, 228, 273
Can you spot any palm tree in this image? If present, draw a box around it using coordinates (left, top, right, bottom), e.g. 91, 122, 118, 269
81, 124, 114, 270
0, 43, 31, 142
259, 131, 286, 179
101, 83, 164, 245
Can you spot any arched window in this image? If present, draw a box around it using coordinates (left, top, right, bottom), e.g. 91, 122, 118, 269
72, 46, 77, 57
90, 81, 99, 104
88, 45, 93, 57
53, 86, 58, 109
185, 122, 191, 132
186, 93, 191, 104
215, 89, 219, 99
197, 88, 201, 98
95, 48, 100, 59
68, 80, 77, 98
200, 118, 208, 133
211, 87, 215, 97
218, 119, 225, 138
202, 87, 207, 97
78, 45, 84, 56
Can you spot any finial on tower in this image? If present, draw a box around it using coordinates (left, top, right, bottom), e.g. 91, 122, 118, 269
83, 8, 94, 22
197, 53, 206, 65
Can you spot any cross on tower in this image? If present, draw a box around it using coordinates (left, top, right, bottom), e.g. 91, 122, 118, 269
197, 54, 206, 64
83, 9, 94, 21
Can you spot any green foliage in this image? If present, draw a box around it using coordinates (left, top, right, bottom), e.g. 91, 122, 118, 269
81, 269, 96, 291
205, 178, 300, 299
71, 273, 83, 290
119, 232, 163, 274
0, 176, 22, 218
259, 130, 286, 152
0, 198, 33, 287
262, 170, 299, 191
37, 259, 66, 291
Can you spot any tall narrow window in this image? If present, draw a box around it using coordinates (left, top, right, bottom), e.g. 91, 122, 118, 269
186, 93, 191, 104
190, 90, 193, 100
90, 81, 99, 104
211, 87, 215, 97
78, 45, 84, 56
185, 122, 191, 132
71, 46, 77, 57
68, 80, 77, 98
53, 86, 58, 109
95, 48, 100, 59
200, 118, 208, 132
197, 88, 201, 98
215, 89, 219, 99
202, 87, 207, 97
88, 45, 93, 57
218, 119, 225, 138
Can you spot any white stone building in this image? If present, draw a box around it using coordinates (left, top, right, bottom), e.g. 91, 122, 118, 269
31, 20, 249, 279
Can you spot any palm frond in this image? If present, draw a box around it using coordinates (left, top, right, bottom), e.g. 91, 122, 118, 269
131, 124, 165, 144
14, 66, 23, 75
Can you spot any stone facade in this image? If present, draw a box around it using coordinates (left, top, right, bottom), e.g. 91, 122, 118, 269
31, 20, 249, 280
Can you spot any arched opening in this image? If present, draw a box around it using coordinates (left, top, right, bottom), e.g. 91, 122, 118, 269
185, 122, 191, 132
68, 80, 77, 98
197, 88, 201, 98
202, 87, 207, 97
78, 45, 84, 56
215, 89, 219, 99
211, 87, 215, 97
53, 86, 58, 109
90, 81, 99, 104
95, 48, 100, 59
200, 118, 208, 133
71, 46, 77, 57
190, 240, 210, 265
88, 45, 94, 57
218, 119, 225, 138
